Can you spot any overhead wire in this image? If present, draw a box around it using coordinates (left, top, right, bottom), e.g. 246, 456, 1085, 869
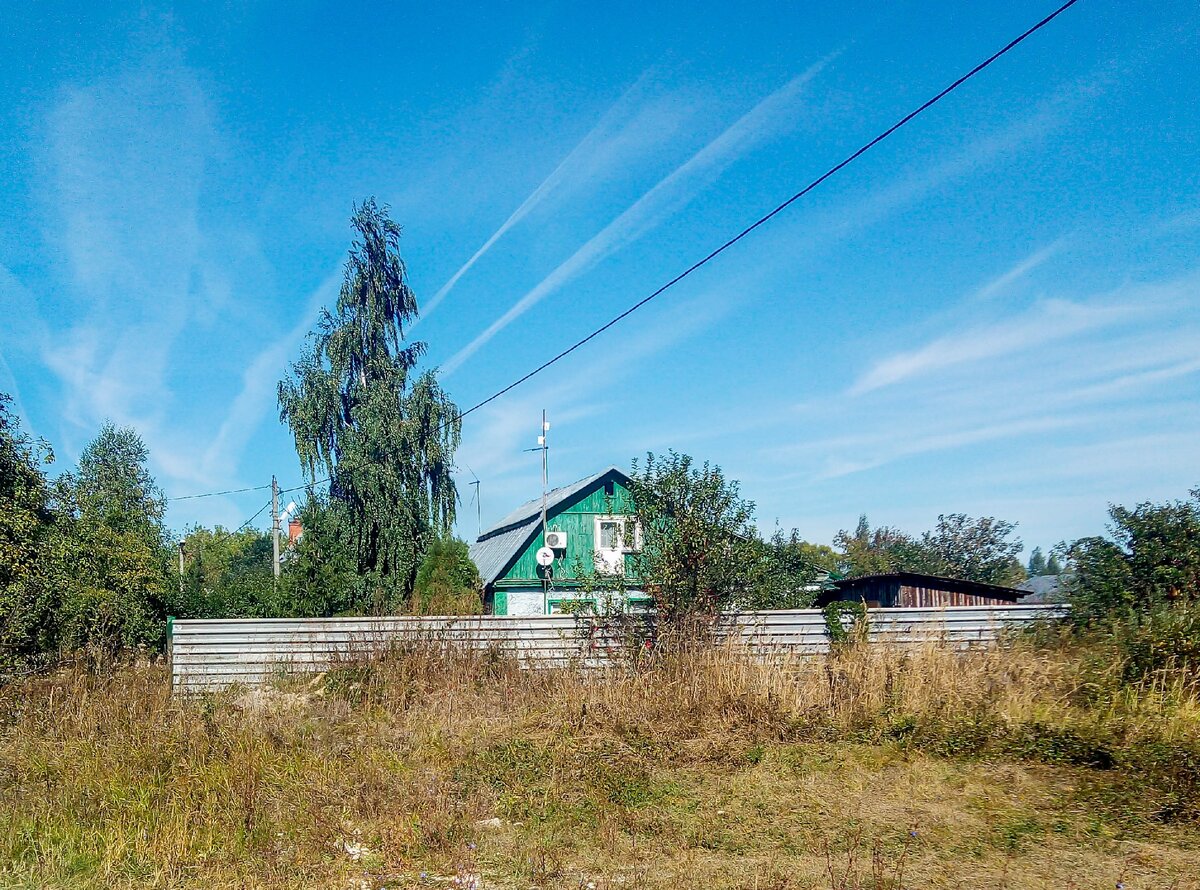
449, 0, 1082, 423
166, 0, 1082, 507
167, 483, 272, 502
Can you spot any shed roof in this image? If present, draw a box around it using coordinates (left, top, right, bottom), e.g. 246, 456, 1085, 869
833, 571, 1024, 600
469, 466, 632, 587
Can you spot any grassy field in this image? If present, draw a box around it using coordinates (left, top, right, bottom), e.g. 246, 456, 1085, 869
1, 640, 1199, 889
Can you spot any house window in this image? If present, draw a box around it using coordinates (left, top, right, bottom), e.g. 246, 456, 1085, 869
594, 515, 640, 573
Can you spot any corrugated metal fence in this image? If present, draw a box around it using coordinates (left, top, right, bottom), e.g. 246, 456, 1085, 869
170, 604, 1065, 692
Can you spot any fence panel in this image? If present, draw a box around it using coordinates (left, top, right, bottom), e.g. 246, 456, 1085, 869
170, 605, 1066, 692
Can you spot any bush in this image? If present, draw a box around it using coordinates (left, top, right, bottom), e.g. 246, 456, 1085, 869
1065, 487, 1200, 619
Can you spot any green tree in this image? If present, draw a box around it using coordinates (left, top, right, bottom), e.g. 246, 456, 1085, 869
1067, 488, 1200, 618
834, 515, 925, 578
1045, 552, 1063, 575
627, 452, 816, 629
835, 512, 1025, 586
276, 495, 361, 617
57, 423, 172, 655
919, 513, 1026, 586
739, 529, 822, 611
1028, 546, 1048, 576
278, 199, 461, 613
411, 536, 482, 615
0, 395, 60, 669
176, 526, 276, 619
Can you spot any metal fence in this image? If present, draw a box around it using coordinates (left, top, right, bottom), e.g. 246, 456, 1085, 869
169, 604, 1066, 692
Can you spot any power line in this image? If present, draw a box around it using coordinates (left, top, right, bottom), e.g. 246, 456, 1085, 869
452, 0, 1082, 423
233, 498, 273, 533
166, 0, 1081, 507
167, 483, 272, 502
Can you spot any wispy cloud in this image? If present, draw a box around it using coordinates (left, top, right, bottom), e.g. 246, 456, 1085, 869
200, 272, 339, 479
29, 52, 270, 502
965, 241, 1062, 305
420, 70, 687, 319
439, 58, 833, 376
849, 297, 1138, 396
758, 271, 1200, 493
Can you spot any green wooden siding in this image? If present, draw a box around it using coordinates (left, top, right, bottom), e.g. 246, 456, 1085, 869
497, 477, 636, 587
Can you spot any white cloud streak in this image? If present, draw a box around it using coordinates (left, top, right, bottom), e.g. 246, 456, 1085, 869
439, 58, 832, 377
421, 71, 679, 319
200, 272, 339, 479
849, 298, 1138, 396
965, 241, 1062, 304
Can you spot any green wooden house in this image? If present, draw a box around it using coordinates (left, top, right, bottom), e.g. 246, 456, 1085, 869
469, 466, 650, 616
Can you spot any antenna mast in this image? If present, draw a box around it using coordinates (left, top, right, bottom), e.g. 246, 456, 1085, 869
471, 480, 481, 539
539, 409, 550, 541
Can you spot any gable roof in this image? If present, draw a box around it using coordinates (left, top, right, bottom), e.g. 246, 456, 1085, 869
469, 465, 632, 587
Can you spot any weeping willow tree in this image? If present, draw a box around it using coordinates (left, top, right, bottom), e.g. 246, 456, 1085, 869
278, 199, 460, 612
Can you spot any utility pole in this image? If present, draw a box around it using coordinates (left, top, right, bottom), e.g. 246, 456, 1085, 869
177, 539, 185, 599
272, 475, 280, 585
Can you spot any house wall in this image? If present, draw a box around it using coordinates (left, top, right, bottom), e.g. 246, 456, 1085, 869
498, 478, 636, 585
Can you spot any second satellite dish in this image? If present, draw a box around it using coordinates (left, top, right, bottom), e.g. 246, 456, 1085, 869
535, 546, 555, 567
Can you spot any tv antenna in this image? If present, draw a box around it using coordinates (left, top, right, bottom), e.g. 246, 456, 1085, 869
524, 411, 552, 593
463, 463, 481, 539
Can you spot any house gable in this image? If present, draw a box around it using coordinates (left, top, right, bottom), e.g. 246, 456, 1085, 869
497, 470, 635, 586
469, 466, 638, 610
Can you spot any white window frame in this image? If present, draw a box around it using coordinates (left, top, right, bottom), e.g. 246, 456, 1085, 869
594, 515, 641, 573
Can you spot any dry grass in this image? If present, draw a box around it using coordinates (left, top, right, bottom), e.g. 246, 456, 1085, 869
1, 641, 1199, 889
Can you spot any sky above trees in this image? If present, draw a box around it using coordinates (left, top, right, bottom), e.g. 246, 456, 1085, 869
0, 0, 1197, 553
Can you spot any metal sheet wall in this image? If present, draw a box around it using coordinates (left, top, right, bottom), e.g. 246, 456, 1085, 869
170, 605, 1066, 691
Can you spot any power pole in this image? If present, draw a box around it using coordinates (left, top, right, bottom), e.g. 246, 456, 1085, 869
272, 475, 280, 584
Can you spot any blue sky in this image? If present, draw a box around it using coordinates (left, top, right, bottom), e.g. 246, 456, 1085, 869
1, 0, 1197, 555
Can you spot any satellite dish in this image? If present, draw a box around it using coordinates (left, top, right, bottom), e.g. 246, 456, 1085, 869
536, 546, 555, 567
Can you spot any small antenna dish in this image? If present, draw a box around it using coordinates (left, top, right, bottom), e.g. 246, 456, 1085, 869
536, 546, 555, 567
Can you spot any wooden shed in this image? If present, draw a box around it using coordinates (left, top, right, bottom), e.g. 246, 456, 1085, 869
818, 571, 1024, 608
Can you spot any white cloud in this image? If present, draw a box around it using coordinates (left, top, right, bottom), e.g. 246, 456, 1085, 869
201, 272, 339, 479
748, 271, 1200, 501
849, 298, 1138, 395
29, 53, 281, 502
965, 242, 1062, 304
440, 58, 833, 376
420, 70, 692, 320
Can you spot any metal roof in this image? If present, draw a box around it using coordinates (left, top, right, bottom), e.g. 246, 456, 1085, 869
1017, 574, 1066, 603
479, 465, 629, 537
469, 466, 632, 587
469, 520, 540, 587
833, 571, 1024, 598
